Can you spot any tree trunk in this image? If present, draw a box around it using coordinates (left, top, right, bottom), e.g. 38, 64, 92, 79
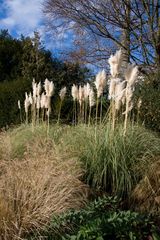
121, 0, 131, 70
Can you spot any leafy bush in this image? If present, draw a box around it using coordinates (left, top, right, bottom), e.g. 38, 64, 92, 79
135, 77, 160, 132
29, 196, 160, 240
0, 78, 31, 128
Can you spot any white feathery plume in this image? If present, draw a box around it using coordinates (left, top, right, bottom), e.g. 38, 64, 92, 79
94, 69, 107, 98
84, 83, 91, 100
108, 79, 116, 100
89, 88, 95, 107
28, 92, 33, 105
123, 64, 138, 135
32, 81, 37, 99
71, 84, 78, 101
36, 95, 41, 109
40, 92, 45, 108
24, 92, 30, 113
99, 69, 107, 88
114, 81, 126, 110
44, 78, 50, 96
25, 92, 28, 100
18, 100, 21, 109
43, 79, 54, 115
108, 78, 121, 99
78, 86, 84, 106
45, 96, 49, 109
37, 82, 42, 96
108, 49, 122, 77
32, 78, 35, 89
59, 86, 67, 101
48, 81, 54, 97
121, 92, 126, 105
115, 81, 126, 98
125, 64, 138, 87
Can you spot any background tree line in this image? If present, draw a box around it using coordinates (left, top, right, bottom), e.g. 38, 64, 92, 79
0, 29, 91, 128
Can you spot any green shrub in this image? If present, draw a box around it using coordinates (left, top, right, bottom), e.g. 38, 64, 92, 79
0, 78, 31, 128
135, 77, 160, 133
28, 196, 160, 240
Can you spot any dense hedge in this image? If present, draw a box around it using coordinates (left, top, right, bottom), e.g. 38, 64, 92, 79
0, 78, 31, 128
136, 77, 160, 133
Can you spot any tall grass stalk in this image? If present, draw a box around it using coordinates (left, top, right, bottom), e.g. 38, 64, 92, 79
88, 105, 92, 126
18, 100, 22, 123
124, 97, 129, 136
84, 100, 88, 124
100, 96, 103, 124
57, 100, 62, 125
95, 96, 99, 126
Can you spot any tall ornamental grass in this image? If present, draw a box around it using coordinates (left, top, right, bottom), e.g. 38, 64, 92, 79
59, 123, 160, 198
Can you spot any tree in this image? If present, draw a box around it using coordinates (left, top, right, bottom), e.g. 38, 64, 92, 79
21, 32, 54, 82
0, 30, 23, 82
44, 0, 160, 73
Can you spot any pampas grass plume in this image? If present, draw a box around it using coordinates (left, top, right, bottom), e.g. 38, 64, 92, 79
40, 92, 46, 108
32, 81, 37, 99
89, 88, 95, 107
48, 81, 54, 97
94, 69, 107, 98
78, 86, 84, 106
37, 82, 42, 96
29, 92, 33, 105
44, 78, 50, 96
71, 84, 78, 101
18, 100, 21, 109
108, 49, 122, 77
59, 87, 67, 101
125, 64, 138, 87
36, 95, 41, 109
84, 83, 91, 100
24, 93, 30, 113
108, 78, 121, 99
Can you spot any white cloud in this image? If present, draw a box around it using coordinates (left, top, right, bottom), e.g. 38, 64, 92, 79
0, 0, 44, 36
0, 0, 75, 57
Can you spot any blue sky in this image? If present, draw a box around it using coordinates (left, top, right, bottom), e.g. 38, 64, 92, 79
0, 0, 73, 56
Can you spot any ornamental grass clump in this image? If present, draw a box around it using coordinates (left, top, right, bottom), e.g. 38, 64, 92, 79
0, 131, 88, 240
60, 123, 160, 198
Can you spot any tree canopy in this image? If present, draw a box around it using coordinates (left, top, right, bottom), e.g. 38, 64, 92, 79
0, 29, 91, 87
44, 0, 160, 72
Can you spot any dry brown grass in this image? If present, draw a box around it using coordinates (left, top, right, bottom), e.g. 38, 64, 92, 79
132, 156, 160, 212
0, 134, 88, 239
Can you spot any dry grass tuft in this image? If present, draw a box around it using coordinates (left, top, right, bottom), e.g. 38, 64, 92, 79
132, 156, 160, 212
0, 136, 88, 239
